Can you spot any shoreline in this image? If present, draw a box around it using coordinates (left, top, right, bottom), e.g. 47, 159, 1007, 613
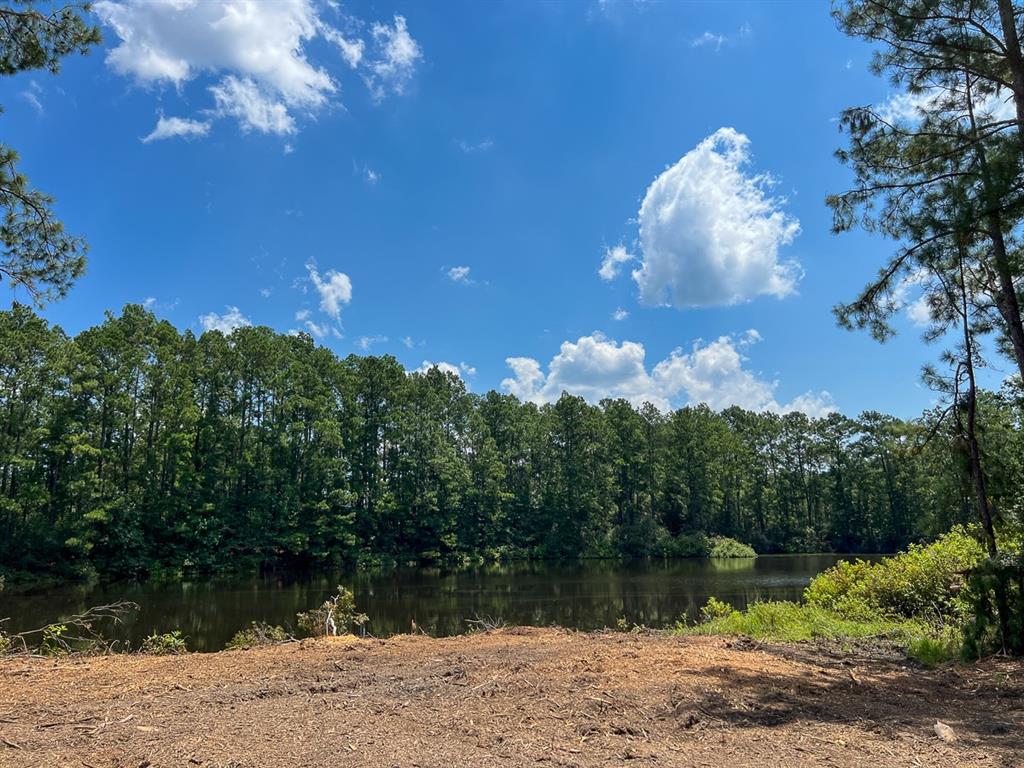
1, 628, 1020, 767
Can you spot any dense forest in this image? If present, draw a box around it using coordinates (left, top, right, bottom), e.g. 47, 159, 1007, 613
1, 303, 1021, 580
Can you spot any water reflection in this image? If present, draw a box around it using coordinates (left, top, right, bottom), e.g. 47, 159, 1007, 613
0, 555, 872, 651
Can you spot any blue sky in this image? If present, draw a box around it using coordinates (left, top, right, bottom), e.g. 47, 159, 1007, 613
2, 0, 1000, 418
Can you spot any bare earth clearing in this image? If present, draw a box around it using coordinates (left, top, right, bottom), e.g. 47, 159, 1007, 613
0, 628, 1021, 767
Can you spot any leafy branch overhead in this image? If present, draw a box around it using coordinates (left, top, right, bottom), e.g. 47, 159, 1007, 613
0, 1, 100, 304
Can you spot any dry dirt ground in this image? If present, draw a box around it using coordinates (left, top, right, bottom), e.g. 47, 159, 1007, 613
0, 627, 1021, 768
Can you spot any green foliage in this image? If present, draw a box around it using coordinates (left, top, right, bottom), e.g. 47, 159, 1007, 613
907, 634, 961, 668
296, 586, 368, 638
139, 630, 188, 655
708, 536, 756, 559
699, 596, 736, 623
805, 528, 984, 622
38, 623, 68, 655
961, 555, 1024, 658
0, 2, 101, 76
225, 622, 290, 650
679, 600, 932, 645
0, 304, 1017, 581
0, 3, 99, 304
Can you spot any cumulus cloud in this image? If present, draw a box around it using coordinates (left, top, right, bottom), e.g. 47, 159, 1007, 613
306, 263, 352, 322
628, 128, 801, 309
142, 115, 211, 143
612, 308, 629, 321
598, 245, 634, 281
94, 0, 421, 137
501, 331, 834, 416
200, 305, 252, 334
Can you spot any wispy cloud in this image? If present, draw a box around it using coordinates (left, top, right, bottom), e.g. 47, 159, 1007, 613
690, 23, 752, 52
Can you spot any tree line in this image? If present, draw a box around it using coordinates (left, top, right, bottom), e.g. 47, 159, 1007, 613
2, 303, 1020, 580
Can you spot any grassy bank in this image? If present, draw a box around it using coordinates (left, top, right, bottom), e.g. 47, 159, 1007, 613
674, 528, 983, 666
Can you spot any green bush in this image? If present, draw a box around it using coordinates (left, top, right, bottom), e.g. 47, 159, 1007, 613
225, 622, 290, 650
140, 630, 188, 655
907, 634, 960, 667
708, 536, 757, 559
296, 585, 368, 637
699, 596, 737, 622
805, 527, 983, 622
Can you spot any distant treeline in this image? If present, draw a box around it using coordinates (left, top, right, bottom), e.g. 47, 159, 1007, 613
1, 305, 1020, 580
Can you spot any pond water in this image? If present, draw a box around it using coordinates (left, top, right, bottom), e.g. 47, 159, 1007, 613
0, 555, 874, 652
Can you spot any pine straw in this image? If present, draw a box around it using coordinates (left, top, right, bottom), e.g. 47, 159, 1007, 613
0, 628, 1021, 767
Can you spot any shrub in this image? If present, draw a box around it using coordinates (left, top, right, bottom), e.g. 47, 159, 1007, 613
140, 630, 188, 655
700, 596, 737, 623
226, 622, 290, 650
296, 585, 368, 637
907, 634, 960, 667
39, 623, 69, 656
805, 527, 983, 623
709, 536, 757, 559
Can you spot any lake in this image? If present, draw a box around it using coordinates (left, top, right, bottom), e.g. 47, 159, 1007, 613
0, 555, 872, 651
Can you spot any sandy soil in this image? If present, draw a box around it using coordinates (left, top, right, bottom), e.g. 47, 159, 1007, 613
0, 628, 1021, 767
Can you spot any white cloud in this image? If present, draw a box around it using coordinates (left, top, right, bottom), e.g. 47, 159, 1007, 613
690, 31, 726, 50
402, 335, 415, 349
631, 127, 801, 309
141, 115, 211, 143
877, 86, 1015, 124
598, 245, 634, 281
357, 334, 388, 351
20, 89, 43, 115
210, 75, 296, 134
95, 1, 422, 135
96, 0, 333, 134
306, 263, 352, 321
365, 168, 380, 184
501, 330, 834, 416
690, 23, 751, 51
448, 265, 472, 283
260, 287, 272, 298
906, 295, 932, 326
889, 269, 935, 327
457, 138, 494, 153
363, 15, 422, 102
415, 360, 476, 379
321, 25, 364, 68
200, 305, 252, 334
303, 319, 333, 338
612, 308, 629, 321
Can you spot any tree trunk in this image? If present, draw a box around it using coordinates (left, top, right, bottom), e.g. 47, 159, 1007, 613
997, 0, 1024, 145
